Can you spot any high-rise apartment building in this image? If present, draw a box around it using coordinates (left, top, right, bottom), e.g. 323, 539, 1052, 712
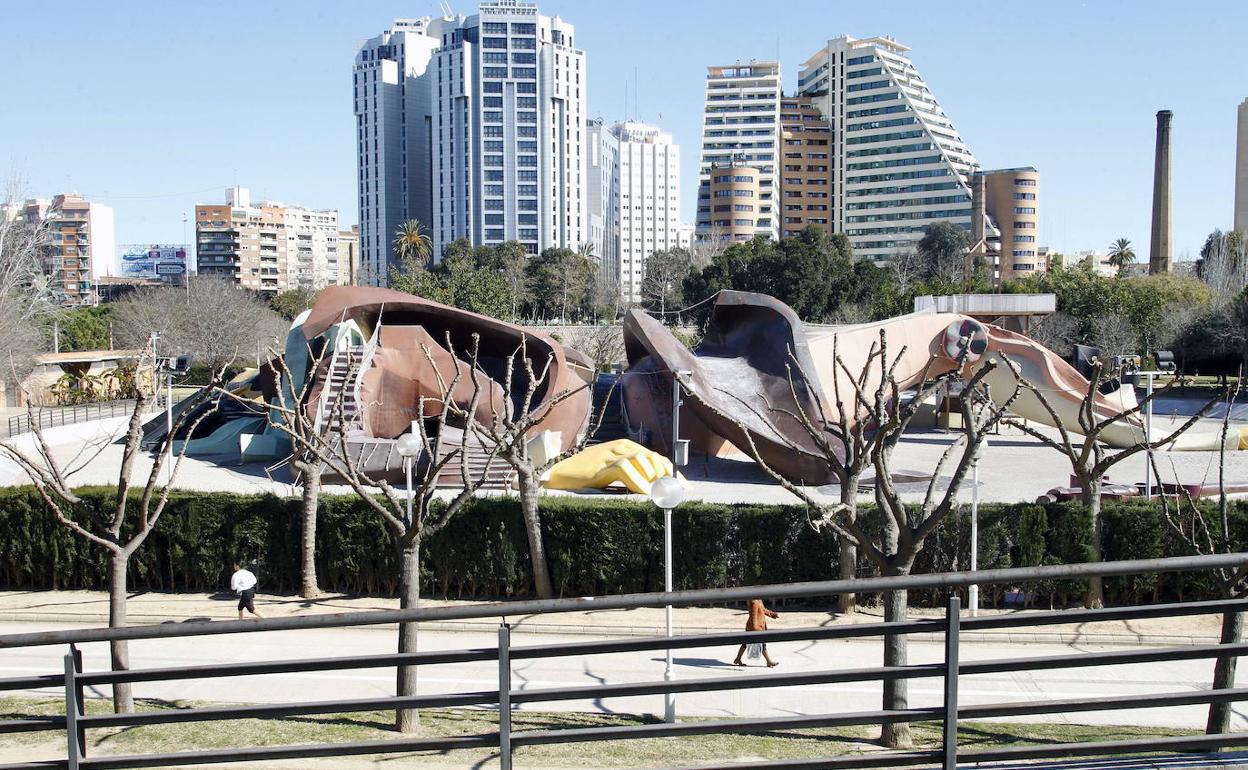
696, 61, 781, 241
798, 35, 982, 261
20, 194, 115, 307
587, 120, 680, 302
431, 1, 586, 257
977, 167, 1041, 281
195, 187, 344, 294
354, 18, 443, 284
778, 95, 833, 238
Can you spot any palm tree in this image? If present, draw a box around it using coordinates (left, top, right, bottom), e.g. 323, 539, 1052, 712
393, 220, 433, 267
1106, 238, 1135, 273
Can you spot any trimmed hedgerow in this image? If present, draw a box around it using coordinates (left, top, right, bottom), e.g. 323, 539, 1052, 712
0, 488, 1242, 607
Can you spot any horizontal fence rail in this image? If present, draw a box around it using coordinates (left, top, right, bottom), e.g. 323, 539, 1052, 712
0, 554, 1244, 770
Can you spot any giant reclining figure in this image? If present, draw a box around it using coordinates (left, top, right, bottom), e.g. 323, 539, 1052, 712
620, 290, 1245, 486
166, 286, 594, 480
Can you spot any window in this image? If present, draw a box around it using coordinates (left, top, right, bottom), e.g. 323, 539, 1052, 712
847, 80, 889, 93
485, 170, 504, 181
517, 111, 536, 122
484, 199, 504, 210
517, 155, 538, 167
484, 140, 504, 152
517, 81, 536, 93
1013, 234, 1036, 243
512, 67, 536, 79
485, 228, 505, 239
513, 37, 536, 49
483, 37, 508, 48
511, 52, 535, 64
519, 228, 538, 240
519, 185, 537, 196
484, 67, 508, 78
1013, 192, 1036, 200
517, 96, 537, 108
517, 170, 538, 181
483, 52, 507, 63
483, 125, 503, 137
485, 184, 504, 196
485, 214, 504, 225
517, 140, 537, 152
1014, 178, 1037, 186
517, 125, 537, 137
483, 81, 503, 93
1013, 221, 1036, 229
518, 199, 538, 210
847, 54, 875, 65
519, 214, 538, 225
484, 155, 503, 167
482, 22, 507, 33
484, 111, 503, 122
1013, 206, 1036, 214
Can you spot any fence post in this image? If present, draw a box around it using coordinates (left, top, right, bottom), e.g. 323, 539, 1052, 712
64, 644, 85, 770
942, 595, 960, 770
498, 623, 512, 770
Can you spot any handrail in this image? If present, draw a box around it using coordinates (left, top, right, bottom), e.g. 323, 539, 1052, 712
2, 553, 1244, 649
1, 556, 1245, 770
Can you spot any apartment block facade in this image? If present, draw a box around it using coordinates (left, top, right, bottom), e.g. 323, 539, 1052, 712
354, 18, 442, 284
778, 95, 833, 238
20, 194, 115, 307
696, 61, 781, 241
798, 35, 983, 262
430, 1, 586, 257
979, 167, 1041, 281
195, 187, 344, 294
706, 161, 763, 242
588, 120, 680, 302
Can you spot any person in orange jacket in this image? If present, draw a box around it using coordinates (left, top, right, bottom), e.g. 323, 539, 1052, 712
732, 598, 779, 667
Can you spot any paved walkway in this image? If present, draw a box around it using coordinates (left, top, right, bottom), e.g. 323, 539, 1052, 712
0, 589, 1227, 647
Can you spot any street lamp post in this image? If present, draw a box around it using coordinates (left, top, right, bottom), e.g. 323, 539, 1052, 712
671, 370, 691, 469
649, 475, 686, 724
968, 437, 988, 617
1141, 371, 1157, 500
395, 433, 422, 530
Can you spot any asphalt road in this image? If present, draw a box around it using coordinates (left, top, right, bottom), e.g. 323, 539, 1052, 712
1, 621, 1244, 730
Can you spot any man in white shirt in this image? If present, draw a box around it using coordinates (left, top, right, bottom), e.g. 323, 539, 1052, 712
230, 562, 263, 620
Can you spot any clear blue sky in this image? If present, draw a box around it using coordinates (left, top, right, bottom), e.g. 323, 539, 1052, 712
3, 0, 1245, 261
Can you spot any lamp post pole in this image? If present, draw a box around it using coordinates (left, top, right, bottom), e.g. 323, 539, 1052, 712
649, 476, 685, 724
969, 437, 987, 617
1144, 371, 1155, 500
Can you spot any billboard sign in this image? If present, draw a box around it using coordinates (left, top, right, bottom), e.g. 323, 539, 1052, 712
116, 244, 189, 282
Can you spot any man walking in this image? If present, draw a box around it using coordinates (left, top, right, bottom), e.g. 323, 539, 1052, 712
733, 598, 779, 667
230, 561, 263, 620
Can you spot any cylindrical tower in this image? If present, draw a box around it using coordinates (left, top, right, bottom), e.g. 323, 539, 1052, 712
1149, 110, 1173, 274
707, 160, 761, 243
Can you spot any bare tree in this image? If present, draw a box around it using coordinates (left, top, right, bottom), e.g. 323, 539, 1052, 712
715, 331, 1017, 748
1155, 380, 1246, 734
223, 339, 335, 598
1005, 361, 1216, 607
454, 338, 607, 599
0, 366, 223, 712
113, 277, 287, 369
564, 325, 626, 374
254, 335, 497, 732
1, 180, 55, 383
1198, 229, 1247, 302
1090, 313, 1139, 357
641, 248, 695, 318
1025, 311, 1078, 359
688, 226, 729, 269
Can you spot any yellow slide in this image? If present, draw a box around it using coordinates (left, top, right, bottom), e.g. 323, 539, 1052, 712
545, 439, 680, 495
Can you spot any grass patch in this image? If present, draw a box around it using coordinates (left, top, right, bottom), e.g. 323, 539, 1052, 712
0, 695, 1199, 768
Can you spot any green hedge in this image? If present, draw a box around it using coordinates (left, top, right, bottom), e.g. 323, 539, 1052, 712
0, 488, 1243, 608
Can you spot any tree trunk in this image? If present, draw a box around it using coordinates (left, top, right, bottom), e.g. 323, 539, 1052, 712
298, 463, 321, 599
1206, 609, 1243, 734
880, 577, 911, 749
1083, 480, 1105, 609
108, 552, 133, 713
517, 468, 555, 599
837, 484, 858, 614
395, 538, 420, 732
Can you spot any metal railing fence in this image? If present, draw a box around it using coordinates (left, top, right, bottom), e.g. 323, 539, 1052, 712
3, 397, 165, 439
0, 553, 1244, 770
